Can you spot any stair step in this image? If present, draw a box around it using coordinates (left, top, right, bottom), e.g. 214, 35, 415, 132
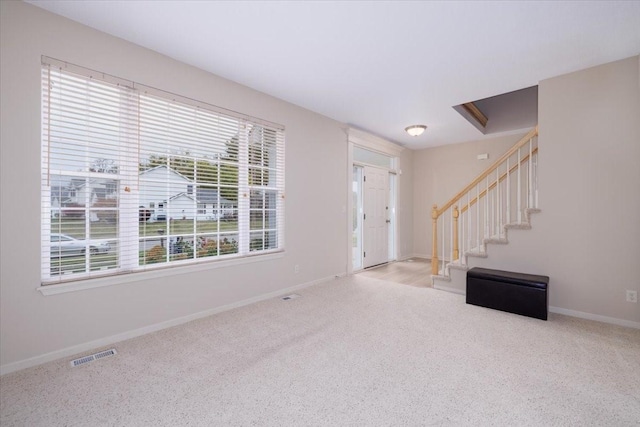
465, 249, 488, 258
433, 208, 542, 294
432, 228, 530, 289
484, 236, 508, 244
448, 262, 468, 271
505, 222, 532, 230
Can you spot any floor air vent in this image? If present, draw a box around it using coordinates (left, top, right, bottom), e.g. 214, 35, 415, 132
70, 348, 117, 367
281, 293, 301, 301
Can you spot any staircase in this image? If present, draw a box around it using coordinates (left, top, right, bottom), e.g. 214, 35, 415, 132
430, 127, 539, 293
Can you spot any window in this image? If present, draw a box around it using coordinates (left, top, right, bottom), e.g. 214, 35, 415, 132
353, 146, 392, 168
41, 58, 285, 285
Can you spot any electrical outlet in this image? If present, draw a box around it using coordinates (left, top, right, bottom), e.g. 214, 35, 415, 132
294, 264, 300, 274
626, 290, 637, 303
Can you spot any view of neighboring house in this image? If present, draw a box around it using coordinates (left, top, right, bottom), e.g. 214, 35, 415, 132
138, 165, 235, 221
51, 165, 236, 222
51, 178, 118, 221
194, 187, 236, 221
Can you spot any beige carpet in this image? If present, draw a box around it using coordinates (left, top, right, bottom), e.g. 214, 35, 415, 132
1, 275, 639, 426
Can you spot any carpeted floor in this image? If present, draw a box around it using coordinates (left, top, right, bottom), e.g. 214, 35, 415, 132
1, 275, 639, 426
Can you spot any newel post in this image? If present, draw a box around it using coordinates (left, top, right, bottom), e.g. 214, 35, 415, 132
431, 204, 439, 275
453, 205, 459, 261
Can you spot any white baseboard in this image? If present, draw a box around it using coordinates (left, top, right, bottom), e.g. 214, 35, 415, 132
433, 283, 466, 295
0, 273, 345, 376
412, 253, 430, 260
432, 289, 640, 330
549, 306, 640, 330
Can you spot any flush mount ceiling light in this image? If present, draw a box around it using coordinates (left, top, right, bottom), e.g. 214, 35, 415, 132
405, 125, 427, 136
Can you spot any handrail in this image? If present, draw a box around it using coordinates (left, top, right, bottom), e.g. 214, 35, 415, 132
430, 126, 539, 276
460, 147, 538, 214
436, 126, 538, 217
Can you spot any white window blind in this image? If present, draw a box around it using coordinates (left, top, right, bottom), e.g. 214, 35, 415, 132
41, 57, 285, 285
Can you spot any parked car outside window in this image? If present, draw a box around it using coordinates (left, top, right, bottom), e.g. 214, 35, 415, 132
50, 233, 111, 256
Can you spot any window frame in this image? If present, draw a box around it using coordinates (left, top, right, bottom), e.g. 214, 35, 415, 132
40, 57, 285, 290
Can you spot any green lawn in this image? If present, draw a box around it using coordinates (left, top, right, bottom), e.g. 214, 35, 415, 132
50, 252, 118, 275
49, 238, 240, 276
51, 218, 243, 239
48, 218, 272, 276
140, 219, 241, 237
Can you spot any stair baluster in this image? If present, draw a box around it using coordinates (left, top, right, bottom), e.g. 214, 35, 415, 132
534, 151, 538, 209
476, 182, 480, 250
431, 204, 438, 275
528, 138, 534, 209
441, 207, 445, 273
430, 127, 539, 285
506, 157, 511, 225
496, 167, 500, 237
517, 147, 522, 223
453, 205, 459, 261
467, 191, 471, 260
485, 175, 490, 240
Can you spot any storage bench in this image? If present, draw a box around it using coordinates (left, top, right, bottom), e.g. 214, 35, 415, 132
466, 267, 549, 320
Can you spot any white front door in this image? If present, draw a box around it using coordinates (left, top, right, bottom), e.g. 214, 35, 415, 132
363, 166, 389, 268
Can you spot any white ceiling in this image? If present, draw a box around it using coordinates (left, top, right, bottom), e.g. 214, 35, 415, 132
28, 1, 640, 149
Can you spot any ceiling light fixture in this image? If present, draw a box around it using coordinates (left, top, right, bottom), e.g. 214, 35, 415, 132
405, 125, 427, 136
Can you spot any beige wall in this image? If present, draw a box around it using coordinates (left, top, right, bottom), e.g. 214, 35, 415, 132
412, 132, 528, 257
536, 56, 639, 322
2, 0, 636, 373
461, 56, 640, 325
415, 56, 639, 325
0, 1, 411, 371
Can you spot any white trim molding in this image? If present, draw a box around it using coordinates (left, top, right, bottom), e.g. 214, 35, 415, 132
430, 287, 640, 330
346, 128, 404, 276
549, 306, 640, 330
348, 128, 405, 157
38, 252, 285, 296
433, 283, 466, 295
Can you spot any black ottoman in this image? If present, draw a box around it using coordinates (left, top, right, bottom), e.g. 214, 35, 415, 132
466, 267, 549, 320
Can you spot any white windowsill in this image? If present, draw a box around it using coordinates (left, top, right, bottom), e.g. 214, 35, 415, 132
37, 251, 285, 296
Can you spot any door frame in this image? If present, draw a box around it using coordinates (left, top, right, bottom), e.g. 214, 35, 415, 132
347, 128, 404, 275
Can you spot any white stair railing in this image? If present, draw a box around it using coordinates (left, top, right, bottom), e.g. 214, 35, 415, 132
431, 127, 539, 277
